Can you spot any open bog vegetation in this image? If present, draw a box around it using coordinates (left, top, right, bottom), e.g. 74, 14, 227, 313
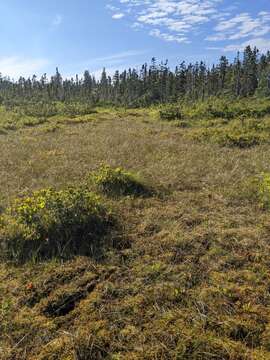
158, 98, 270, 148
0, 101, 100, 133
2, 95, 270, 360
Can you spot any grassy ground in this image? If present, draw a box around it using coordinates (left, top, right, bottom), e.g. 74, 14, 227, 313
1, 104, 270, 359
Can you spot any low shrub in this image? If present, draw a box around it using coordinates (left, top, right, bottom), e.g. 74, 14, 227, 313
89, 164, 150, 197
190, 127, 267, 148
0, 187, 113, 263
257, 173, 270, 209
206, 103, 234, 120
176, 120, 191, 128
23, 116, 48, 127
19, 102, 59, 118
181, 97, 270, 121
160, 105, 182, 121
62, 102, 97, 117
217, 132, 265, 148
243, 172, 270, 209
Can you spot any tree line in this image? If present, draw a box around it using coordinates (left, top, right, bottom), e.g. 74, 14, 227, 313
0, 46, 270, 107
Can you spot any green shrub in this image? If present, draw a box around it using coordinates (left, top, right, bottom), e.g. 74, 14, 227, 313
176, 120, 191, 128
62, 102, 97, 117
160, 105, 182, 121
243, 172, 270, 209
257, 173, 270, 209
19, 102, 59, 118
216, 132, 265, 148
180, 97, 270, 121
23, 116, 48, 127
89, 164, 150, 197
206, 103, 234, 120
0, 187, 113, 263
190, 127, 267, 148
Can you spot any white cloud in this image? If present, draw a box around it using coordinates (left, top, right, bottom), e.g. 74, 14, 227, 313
0, 57, 50, 79
112, 13, 125, 19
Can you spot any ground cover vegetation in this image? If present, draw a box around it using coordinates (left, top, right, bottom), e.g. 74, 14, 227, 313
0, 46, 270, 359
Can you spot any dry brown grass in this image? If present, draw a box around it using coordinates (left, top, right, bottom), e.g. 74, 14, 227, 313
1, 109, 270, 359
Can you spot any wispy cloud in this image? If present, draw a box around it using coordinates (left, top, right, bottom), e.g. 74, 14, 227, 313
91, 63, 138, 79
0, 56, 50, 79
87, 50, 147, 65
150, 29, 189, 43
52, 14, 63, 27
64, 50, 148, 79
108, 0, 223, 44
107, 1, 270, 53
106, 3, 125, 19
207, 11, 270, 42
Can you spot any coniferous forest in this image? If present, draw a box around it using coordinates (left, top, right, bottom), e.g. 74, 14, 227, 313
1, 46, 270, 108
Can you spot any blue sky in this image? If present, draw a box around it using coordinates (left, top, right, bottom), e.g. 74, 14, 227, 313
0, 0, 270, 79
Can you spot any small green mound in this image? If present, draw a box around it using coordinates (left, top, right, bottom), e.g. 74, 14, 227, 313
0, 187, 113, 263
89, 164, 150, 197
